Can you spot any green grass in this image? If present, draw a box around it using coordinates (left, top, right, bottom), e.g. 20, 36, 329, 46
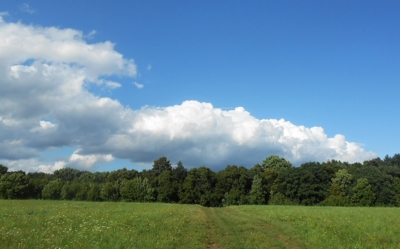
1, 200, 399, 249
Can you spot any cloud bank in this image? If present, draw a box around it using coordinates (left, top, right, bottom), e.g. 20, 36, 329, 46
0, 17, 376, 172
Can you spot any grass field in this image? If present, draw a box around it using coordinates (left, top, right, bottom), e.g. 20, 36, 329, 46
1, 200, 399, 249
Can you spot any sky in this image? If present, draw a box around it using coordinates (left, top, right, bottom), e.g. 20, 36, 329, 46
0, 1, 399, 173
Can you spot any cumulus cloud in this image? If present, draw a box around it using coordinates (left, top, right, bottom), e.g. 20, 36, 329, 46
133, 82, 144, 89
0, 18, 376, 172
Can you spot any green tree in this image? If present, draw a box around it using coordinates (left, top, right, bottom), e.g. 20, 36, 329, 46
0, 164, 8, 176
156, 170, 179, 202
106, 168, 138, 182
41, 179, 63, 200
215, 165, 251, 206
280, 162, 329, 205
352, 178, 375, 206
61, 182, 77, 200
180, 167, 218, 206
54, 167, 85, 181
332, 169, 353, 192
249, 175, 265, 205
152, 157, 172, 176
376, 180, 397, 206
268, 192, 293, 205
120, 177, 155, 202
100, 181, 121, 201
87, 183, 103, 201
0, 172, 30, 199
321, 160, 347, 179
262, 155, 292, 172
172, 161, 188, 183
321, 183, 350, 206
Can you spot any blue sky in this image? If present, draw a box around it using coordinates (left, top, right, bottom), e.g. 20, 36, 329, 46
0, 1, 399, 172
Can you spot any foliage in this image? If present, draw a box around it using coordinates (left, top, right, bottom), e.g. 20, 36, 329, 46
351, 178, 376, 206
120, 177, 155, 202
268, 192, 294, 205
262, 155, 292, 171
0, 164, 8, 175
180, 167, 218, 206
156, 170, 179, 202
249, 175, 265, 204
332, 169, 353, 191
152, 157, 172, 176
41, 179, 63, 200
0, 172, 30, 199
1, 154, 400, 207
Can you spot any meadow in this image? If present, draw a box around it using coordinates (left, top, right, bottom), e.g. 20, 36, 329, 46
0, 200, 399, 249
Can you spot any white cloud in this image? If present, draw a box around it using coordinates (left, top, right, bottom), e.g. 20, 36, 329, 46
133, 82, 144, 89
19, 4, 35, 14
147, 65, 152, 70
69, 150, 114, 169
0, 18, 377, 173
101, 101, 375, 169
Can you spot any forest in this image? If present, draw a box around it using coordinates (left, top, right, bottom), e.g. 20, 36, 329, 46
1, 154, 400, 207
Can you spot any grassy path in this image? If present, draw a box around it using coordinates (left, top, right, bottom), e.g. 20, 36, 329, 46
203, 206, 304, 249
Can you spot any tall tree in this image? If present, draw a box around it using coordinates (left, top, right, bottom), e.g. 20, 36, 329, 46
249, 175, 265, 205
352, 178, 376, 206
332, 169, 353, 191
156, 170, 179, 203
152, 157, 172, 176
172, 161, 188, 183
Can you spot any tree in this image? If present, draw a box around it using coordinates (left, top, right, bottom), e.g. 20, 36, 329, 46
321, 160, 347, 179
321, 183, 350, 206
0, 172, 30, 199
375, 180, 397, 206
120, 177, 155, 202
262, 155, 292, 172
261, 168, 281, 202
106, 168, 138, 182
53, 167, 85, 181
215, 165, 251, 206
332, 169, 353, 192
87, 183, 102, 201
156, 170, 179, 202
279, 162, 330, 205
352, 178, 375, 206
0, 164, 8, 176
152, 157, 172, 176
172, 161, 188, 183
61, 182, 77, 200
180, 167, 218, 206
269, 192, 293, 205
249, 175, 265, 205
100, 181, 121, 201
42, 180, 63, 200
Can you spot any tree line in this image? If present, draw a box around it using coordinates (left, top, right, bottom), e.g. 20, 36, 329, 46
1, 154, 400, 207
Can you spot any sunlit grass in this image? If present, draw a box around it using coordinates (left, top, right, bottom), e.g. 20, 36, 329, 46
0, 200, 208, 249
1, 200, 399, 248
236, 205, 400, 248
